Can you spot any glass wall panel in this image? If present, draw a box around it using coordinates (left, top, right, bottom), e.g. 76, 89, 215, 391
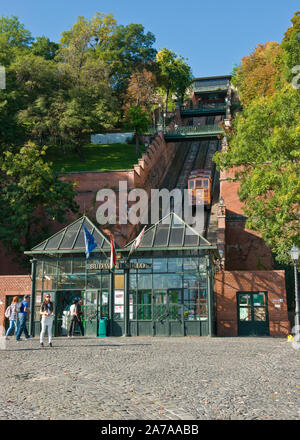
153, 258, 167, 272
168, 258, 183, 273
101, 275, 109, 289
73, 258, 86, 273
153, 273, 182, 289
58, 259, 72, 274
35, 291, 42, 321
137, 274, 152, 289
129, 274, 137, 289
57, 274, 85, 289
137, 290, 152, 320
86, 274, 101, 289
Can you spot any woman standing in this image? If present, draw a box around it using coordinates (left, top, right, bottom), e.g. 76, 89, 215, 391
40, 294, 54, 347
5, 296, 19, 339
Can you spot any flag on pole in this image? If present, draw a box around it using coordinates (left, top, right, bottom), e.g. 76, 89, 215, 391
83, 225, 98, 259
129, 225, 146, 256
110, 234, 116, 271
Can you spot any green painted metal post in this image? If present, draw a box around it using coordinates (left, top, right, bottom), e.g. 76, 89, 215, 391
29, 258, 37, 337
123, 268, 130, 337
207, 256, 213, 337
109, 271, 114, 336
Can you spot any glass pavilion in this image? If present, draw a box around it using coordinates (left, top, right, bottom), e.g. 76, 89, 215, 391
25, 214, 218, 337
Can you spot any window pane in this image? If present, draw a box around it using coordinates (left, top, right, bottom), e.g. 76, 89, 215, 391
253, 292, 266, 306
137, 274, 152, 289
86, 274, 101, 289
239, 307, 251, 321
254, 308, 266, 321
129, 274, 137, 289
153, 274, 181, 289
137, 304, 152, 320
239, 294, 250, 306
153, 258, 167, 272
73, 258, 85, 273
101, 275, 109, 289
168, 258, 183, 273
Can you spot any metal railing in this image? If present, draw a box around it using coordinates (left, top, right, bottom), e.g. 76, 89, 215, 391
164, 124, 222, 138
192, 84, 229, 93
180, 103, 226, 114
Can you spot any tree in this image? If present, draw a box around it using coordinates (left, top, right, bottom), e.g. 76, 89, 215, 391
0, 142, 78, 264
231, 42, 286, 107
281, 11, 300, 83
123, 69, 159, 110
156, 48, 193, 113
214, 87, 300, 264
58, 13, 117, 84
0, 15, 33, 48
101, 23, 157, 110
124, 106, 151, 155
31, 36, 59, 60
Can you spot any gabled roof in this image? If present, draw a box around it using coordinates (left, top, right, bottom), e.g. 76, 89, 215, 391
124, 212, 215, 251
26, 216, 110, 255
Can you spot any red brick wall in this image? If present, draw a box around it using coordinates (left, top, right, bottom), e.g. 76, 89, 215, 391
215, 270, 290, 337
0, 275, 31, 328
219, 167, 273, 270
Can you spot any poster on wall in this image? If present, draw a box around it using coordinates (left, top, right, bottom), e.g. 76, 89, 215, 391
114, 290, 124, 319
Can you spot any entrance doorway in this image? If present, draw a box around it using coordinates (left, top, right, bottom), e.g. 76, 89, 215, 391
54, 290, 82, 336
153, 289, 183, 336
237, 292, 269, 336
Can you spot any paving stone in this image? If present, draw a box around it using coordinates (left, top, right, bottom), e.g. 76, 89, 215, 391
0, 336, 299, 419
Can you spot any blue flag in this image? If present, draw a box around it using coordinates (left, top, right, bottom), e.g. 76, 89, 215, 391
83, 226, 98, 259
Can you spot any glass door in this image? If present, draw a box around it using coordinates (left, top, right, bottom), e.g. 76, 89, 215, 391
83, 290, 98, 336
153, 291, 169, 336
237, 292, 269, 336
153, 289, 183, 336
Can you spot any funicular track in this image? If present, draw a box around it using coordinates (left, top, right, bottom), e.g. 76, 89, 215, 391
158, 115, 222, 236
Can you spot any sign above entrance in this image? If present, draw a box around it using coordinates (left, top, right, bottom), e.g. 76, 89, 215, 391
87, 262, 152, 270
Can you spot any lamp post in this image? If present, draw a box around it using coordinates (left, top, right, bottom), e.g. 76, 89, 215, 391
163, 112, 166, 133
290, 244, 299, 341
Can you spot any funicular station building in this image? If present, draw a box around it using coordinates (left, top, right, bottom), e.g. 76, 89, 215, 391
24, 214, 218, 338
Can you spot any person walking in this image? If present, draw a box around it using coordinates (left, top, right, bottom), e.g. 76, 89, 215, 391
40, 294, 54, 347
5, 296, 20, 339
16, 294, 32, 341
68, 299, 84, 337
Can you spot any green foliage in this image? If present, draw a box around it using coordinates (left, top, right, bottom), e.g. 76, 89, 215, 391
0, 15, 33, 48
124, 106, 151, 155
0, 143, 78, 262
215, 87, 300, 264
156, 48, 193, 112
281, 11, 300, 82
32, 36, 59, 60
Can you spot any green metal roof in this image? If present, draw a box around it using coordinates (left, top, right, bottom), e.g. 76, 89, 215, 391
124, 212, 215, 252
25, 216, 110, 255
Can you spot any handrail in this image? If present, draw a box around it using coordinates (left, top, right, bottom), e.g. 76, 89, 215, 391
165, 124, 222, 136
180, 103, 226, 112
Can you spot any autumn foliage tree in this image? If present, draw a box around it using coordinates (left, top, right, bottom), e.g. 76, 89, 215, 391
215, 12, 300, 265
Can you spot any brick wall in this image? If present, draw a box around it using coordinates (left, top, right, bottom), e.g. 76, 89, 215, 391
0, 275, 31, 328
215, 270, 290, 337
219, 166, 273, 270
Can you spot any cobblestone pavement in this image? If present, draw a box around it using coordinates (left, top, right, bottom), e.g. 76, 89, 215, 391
0, 336, 299, 420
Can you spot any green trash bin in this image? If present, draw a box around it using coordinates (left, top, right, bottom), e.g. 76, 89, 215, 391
98, 317, 107, 337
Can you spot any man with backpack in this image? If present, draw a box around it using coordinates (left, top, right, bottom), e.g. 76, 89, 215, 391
16, 294, 32, 341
